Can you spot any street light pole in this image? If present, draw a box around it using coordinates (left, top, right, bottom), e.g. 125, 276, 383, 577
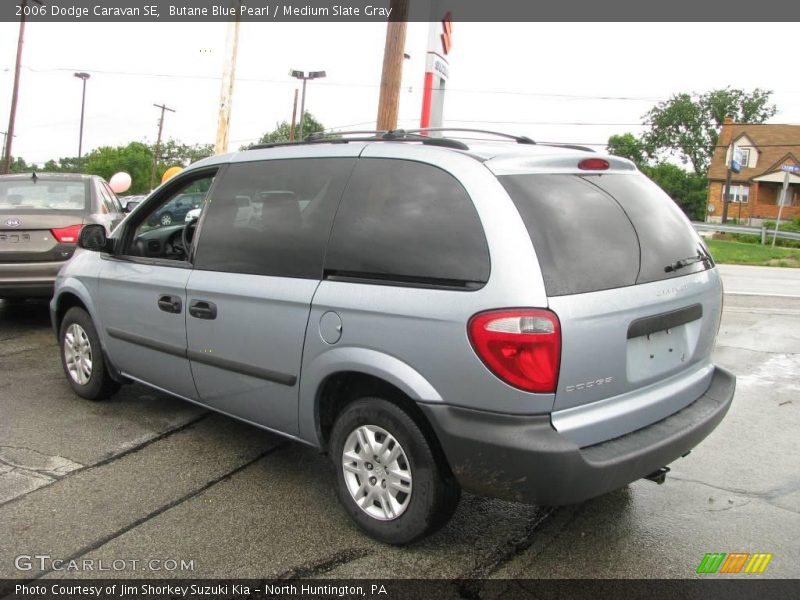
289, 70, 326, 141
298, 78, 308, 140
74, 72, 90, 160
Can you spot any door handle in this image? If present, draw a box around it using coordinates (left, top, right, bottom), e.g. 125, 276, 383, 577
189, 299, 217, 320
157, 295, 182, 314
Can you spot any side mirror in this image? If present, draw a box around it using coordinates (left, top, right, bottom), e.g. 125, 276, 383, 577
78, 224, 110, 252
124, 200, 140, 213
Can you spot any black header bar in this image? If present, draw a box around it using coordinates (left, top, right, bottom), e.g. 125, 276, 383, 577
2, 0, 800, 22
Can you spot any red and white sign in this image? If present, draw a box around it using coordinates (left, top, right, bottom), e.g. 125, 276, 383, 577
420, 14, 452, 129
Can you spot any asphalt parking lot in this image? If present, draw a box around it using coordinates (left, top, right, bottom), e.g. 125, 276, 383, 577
1, 264, 799, 584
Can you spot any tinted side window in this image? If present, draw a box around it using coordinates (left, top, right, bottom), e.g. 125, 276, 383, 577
499, 174, 640, 296
193, 158, 356, 279
325, 159, 490, 287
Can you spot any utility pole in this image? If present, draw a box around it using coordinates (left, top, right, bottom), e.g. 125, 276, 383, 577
215, 8, 241, 155
0, 132, 13, 164
289, 89, 299, 142
376, 0, 408, 131
149, 103, 175, 191
74, 72, 90, 160
3, 0, 39, 174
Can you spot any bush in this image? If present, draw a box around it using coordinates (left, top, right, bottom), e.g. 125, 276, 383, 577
713, 231, 800, 249
763, 219, 800, 233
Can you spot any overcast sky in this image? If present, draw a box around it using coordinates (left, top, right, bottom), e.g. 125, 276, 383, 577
1, 21, 799, 165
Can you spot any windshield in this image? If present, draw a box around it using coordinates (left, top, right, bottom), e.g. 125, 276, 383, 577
0, 180, 89, 213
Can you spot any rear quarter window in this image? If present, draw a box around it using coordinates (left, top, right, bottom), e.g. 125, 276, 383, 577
324, 158, 490, 288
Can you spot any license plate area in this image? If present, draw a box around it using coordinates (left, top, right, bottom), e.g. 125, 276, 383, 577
0, 231, 32, 249
627, 324, 691, 382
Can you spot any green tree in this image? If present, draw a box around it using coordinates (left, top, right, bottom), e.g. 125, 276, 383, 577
83, 142, 153, 194
607, 133, 648, 168
157, 140, 214, 167
8, 157, 32, 173
40, 156, 85, 173
641, 163, 708, 221
249, 112, 325, 147
641, 87, 777, 175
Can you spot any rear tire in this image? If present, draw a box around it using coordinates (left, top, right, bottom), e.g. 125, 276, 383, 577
59, 307, 120, 401
330, 397, 460, 545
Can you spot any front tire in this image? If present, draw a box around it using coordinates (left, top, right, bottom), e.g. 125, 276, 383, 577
59, 307, 119, 401
160, 213, 173, 226
330, 398, 460, 545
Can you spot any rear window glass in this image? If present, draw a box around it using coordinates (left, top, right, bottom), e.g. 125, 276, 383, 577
499, 174, 639, 296
499, 173, 709, 297
585, 174, 709, 284
0, 180, 89, 212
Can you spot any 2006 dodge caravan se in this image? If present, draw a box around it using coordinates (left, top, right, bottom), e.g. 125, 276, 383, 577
51, 129, 735, 544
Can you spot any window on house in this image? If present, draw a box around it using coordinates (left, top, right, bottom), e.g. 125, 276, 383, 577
779, 188, 798, 206
737, 148, 750, 168
722, 185, 749, 203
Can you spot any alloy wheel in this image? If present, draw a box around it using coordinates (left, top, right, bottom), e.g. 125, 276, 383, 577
341, 424, 413, 521
64, 323, 93, 385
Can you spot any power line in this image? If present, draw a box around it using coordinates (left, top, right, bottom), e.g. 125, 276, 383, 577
17, 65, 798, 102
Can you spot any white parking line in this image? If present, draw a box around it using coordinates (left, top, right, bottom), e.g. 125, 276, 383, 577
724, 292, 800, 299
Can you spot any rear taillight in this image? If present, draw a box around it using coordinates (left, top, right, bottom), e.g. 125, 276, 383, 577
468, 309, 561, 393
50, 224, 83, 244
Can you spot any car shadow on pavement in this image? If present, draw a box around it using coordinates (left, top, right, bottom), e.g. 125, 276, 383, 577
0, 298, 52, 333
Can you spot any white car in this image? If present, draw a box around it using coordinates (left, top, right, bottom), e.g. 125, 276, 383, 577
184, 207, 201, 222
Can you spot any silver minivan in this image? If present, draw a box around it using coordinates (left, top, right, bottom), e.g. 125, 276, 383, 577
50, 130, 735, 544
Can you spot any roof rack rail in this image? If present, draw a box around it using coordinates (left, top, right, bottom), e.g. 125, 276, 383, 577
383, 129, 469, 150
248, 129, 470, 151
310, 130, 387, 138
404, 127, 536, 145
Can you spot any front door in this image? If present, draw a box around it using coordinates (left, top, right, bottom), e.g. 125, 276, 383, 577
186, 155, 356, 434
97, 169, 218, 400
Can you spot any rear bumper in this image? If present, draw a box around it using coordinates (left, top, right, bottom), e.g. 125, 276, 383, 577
420, 366, 735, 505
0, 261, 65, 297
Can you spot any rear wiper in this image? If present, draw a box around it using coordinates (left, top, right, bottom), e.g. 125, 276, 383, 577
664, 253, 710, 273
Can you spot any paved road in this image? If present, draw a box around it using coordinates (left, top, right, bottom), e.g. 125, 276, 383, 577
1, 269, 798, 585
718, 263, 800, 298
